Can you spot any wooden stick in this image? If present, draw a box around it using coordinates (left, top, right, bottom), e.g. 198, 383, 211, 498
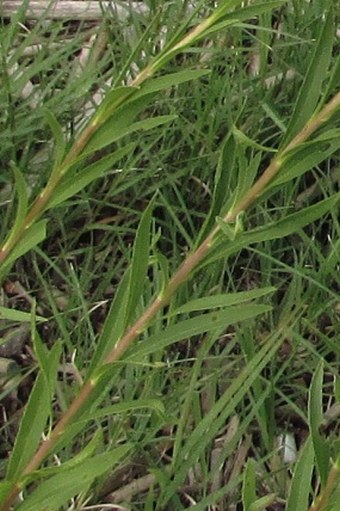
0, 1, 149, 20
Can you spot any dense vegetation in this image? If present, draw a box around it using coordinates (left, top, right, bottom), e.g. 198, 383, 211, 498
0, 1, 339, 509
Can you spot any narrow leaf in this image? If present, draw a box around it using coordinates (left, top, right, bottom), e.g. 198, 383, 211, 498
242, 458, 257, 511
271, 137, 340, 188
16, 447, 130, 511
173, 287, 275, 314
0, 306, 46, 323
32, 327, 62, 400
162, 330, 283, 504
43, 108, 66, 168
48, 143, 135, 208
133, 69, 211, 99
11, 165, 28, 235
75, 398, 165, 423
249, 494, 276, 511
286, 437, 314, 511
0, 220, 47, 278
126, 199, 154, 323
6, 372, 50, 480
86, 114, 176, 154
126, 305, 271, 361
197, 134, 236, 243
87, 269, 131, 376
93, 85, 138, 124
308, 361, 330, 486
282, 7, 334, 145
216, 1, 285, 21
218, 193, 340, 246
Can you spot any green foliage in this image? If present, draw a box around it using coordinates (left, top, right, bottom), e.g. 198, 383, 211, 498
286, 438, 315, 511
0, 0, 339, 510
308, 362, 330, 486
6, 340, 62, 481
282, 7, 334, 146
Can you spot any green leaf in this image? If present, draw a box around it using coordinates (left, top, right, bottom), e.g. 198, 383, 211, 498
282, 7, 334, 146
93, 85, 138, 124
203, 193, 340, 270
206, 0, 243, 19
48, 143, 136, 208
242, 458, 257, 511
32, 327, 62, 401
0, 165, 29, 264
43, 108, 66, 169
308, 361, 330, 486
16, 447, 131, 511
0, 220, 47, 279
173, 287, 275, 314
75, 398, 165, 423
87, 269, 131, 376
86, 114, 177, 154
323, 57, 340, 103
217, 1, 285, 22
161, 329, 283, 505
6, 355, 54, 480
26, 431, 104, 480
133, 69, 211, 99
248, 494, 276, 511
233, 126, 277, 153
196, 134, 236, 243
0, 306, 46, 323
271, 136, 340, 188
195, 2, 285, 41
335, 376, 340, 403
231, 151, 262, 212
87, 70, 209, 155
126, 199, 154, 323
11, 165, 28, 236
218, 193, 340, 247
0, 482, 13, 503
126, 304, 272, 361
286, 437, 314, 511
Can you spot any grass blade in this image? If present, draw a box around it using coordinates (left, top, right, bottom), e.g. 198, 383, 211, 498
48, 143, 136, 208
308, 361, 330, 486
16, 447, 131, 511
6, 342, 61, 481
161, 330, 283, 505
282, 7, 334, 146
126, 304, 272, 361
126, 198, 154, 323
173, 286, 275, 314
286, 437, 314, 511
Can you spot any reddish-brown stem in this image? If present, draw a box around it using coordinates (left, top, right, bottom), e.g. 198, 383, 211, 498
106, 229, 216, 364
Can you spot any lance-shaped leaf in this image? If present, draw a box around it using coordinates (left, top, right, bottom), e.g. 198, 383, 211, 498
282, 7, 334, 146
6, 341, 62, 481
16, 447, 131, 511
286, 437, 314, 511
308, 361, 330, 486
